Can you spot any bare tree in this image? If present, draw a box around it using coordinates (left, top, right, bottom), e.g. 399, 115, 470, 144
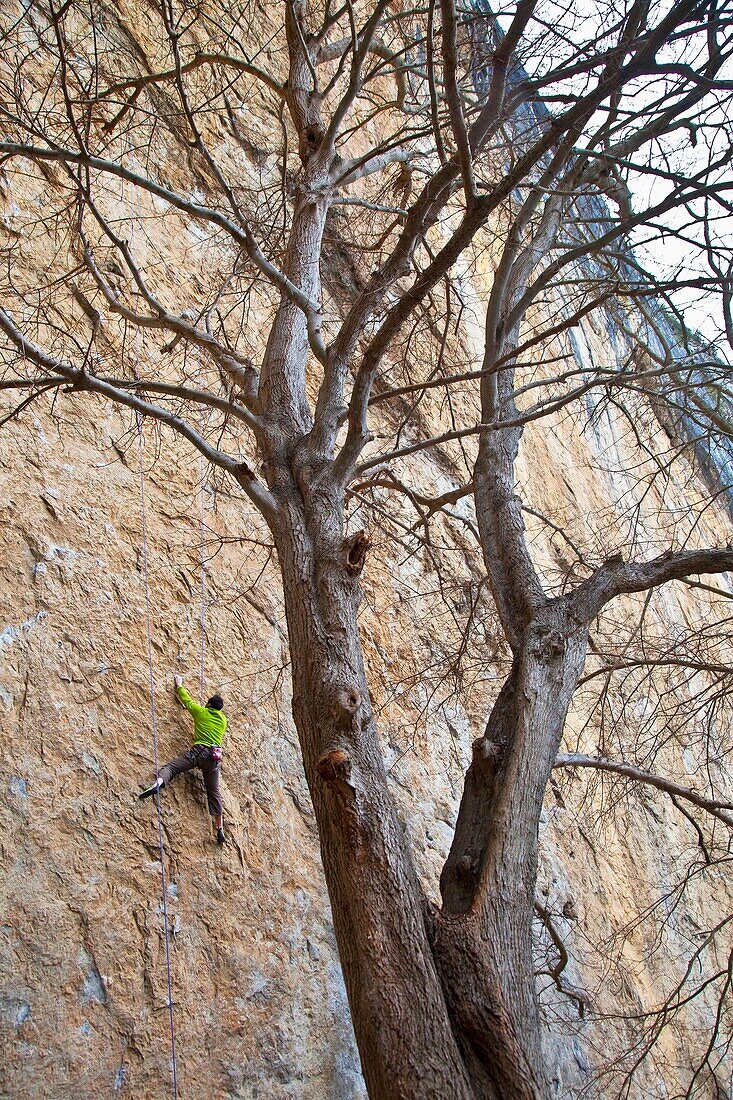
1, 1, 732, 1097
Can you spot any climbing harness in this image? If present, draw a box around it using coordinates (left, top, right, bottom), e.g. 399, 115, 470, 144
135, 404, 179, 1097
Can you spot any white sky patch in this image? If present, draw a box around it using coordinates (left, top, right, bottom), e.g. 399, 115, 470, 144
488, 0, 733, 349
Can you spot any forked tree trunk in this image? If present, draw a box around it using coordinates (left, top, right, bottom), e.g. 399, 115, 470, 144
266, 477, 589, 1100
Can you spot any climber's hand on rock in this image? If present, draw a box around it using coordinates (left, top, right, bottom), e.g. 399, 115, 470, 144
174, 674, 183, 689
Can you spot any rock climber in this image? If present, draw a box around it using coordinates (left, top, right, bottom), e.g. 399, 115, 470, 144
138, 675, 227, 845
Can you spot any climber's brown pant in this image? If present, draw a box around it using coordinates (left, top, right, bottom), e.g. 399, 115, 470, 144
159, 745, 222, 817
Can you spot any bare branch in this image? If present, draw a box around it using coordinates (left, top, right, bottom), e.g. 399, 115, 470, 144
554, 754, 733, 826
0, 307, 278, 520
573, 548, 733, 623
0, 142, 325, 351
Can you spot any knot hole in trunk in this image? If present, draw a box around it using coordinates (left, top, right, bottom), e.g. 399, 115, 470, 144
472, 736, 502, 779
332, 686, 361, 728
343, 529, 370, 575
532, 627, 568, 660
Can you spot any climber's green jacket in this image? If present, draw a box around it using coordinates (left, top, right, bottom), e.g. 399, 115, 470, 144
176, 685, 227, 747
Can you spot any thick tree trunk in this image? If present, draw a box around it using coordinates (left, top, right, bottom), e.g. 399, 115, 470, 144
265, 466, 591, 1099
431, 911, 542, 1100
271, 488, 475, 1100
438, 610, 589, 1100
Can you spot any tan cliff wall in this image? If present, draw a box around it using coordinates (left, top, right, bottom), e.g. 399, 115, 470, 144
0, 405, 363, 1098
1, 3, 733, 1098
2, 339, 732, 1099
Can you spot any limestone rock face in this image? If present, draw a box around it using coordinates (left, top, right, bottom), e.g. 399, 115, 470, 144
2, 347, 731, 1099
0, 409, 366, 1098
1, 6, 732, 1099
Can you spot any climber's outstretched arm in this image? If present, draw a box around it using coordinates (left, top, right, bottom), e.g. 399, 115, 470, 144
175, 680, 208, 719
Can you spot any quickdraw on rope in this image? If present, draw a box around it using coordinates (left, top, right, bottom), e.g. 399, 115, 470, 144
135, 403, 179, 1098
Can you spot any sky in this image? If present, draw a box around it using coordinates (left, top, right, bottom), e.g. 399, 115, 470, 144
489, 0, 733, 350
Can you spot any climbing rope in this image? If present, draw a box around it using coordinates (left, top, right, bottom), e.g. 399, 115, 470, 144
197, 429, 207, 705
135, 410, 179, 1098
126, 179, 178, 1097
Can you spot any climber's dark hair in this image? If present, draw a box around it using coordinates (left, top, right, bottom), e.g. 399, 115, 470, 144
206, 694, 224, 711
